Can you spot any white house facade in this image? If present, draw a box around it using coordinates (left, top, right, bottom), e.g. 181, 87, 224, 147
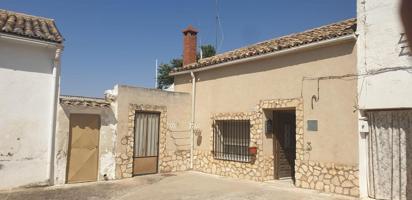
0, 9, 63, 189
0, 4, 412, 199
357, 0, 412, 199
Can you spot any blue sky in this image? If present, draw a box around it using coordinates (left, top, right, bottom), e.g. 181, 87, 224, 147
0, 0, 356, 97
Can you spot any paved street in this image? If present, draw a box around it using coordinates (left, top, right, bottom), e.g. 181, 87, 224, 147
0, 172, 357, 200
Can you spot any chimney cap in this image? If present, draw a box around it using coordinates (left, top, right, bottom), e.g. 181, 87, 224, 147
182, 25, 198, 34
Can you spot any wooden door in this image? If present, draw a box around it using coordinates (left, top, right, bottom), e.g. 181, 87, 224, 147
133, 112, 160, 175
67, 114, 100, 183
274, 111, 296, 179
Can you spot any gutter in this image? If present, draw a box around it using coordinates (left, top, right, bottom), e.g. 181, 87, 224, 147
0, 33, 62, 48
190, 71, 196, 169
48, 47, 63, 185
170, 34, 357, 76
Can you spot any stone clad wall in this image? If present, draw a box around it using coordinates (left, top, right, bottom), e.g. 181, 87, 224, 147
160, 150, 190, 172
194, 150, 264, 181
117, 104, 191, 178
261, 155, 275, 180
116, 99, 359, 197
116, 104, 167, 178
193, 112, 264, 181
259, 98, 305, 161
193, 98, 305, 181
260, 99, 359, 197
192, 98, 359, 197
295, 160, 359, 196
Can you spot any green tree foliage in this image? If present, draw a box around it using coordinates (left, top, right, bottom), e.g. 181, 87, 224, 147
199, 44, 216, 59
157, 59, 182, 89
157, 45, 216, 89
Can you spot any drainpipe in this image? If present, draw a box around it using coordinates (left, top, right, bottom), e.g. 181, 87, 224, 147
358, 112, 370, 198
190, 71, 196, 169
49, 47, 63, 185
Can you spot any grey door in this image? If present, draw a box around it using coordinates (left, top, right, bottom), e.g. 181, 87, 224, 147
133, 112, 160, 175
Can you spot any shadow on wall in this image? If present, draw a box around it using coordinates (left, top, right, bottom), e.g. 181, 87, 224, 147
195, 129, 202, 146
0, 39, 55, 74
0, 62, 53, 75
62, 106, 118, 129
196, 43, 355, 83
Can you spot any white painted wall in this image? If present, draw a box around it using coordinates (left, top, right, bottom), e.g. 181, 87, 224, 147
357, 0, 412, 198
357, 0, 412, 109
0, 38, 59, 189
54, 103, 117, 185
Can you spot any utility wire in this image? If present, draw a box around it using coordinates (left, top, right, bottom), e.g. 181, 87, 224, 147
302, 66, 412, 81
301, 66, 412, 110
215, 0, 224, 52
215, 0, 218, 51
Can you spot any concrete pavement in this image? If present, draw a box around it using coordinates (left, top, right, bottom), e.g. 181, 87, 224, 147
0, 171, 357, 200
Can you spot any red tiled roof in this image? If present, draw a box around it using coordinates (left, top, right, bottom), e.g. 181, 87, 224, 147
0, 9, 63, 43
172, 18, 356, 73
60, 95, 110, 108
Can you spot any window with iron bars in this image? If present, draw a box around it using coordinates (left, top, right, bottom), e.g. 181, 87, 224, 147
213, 120, 251, 162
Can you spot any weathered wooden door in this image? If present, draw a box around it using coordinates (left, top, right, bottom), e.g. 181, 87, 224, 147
274, 111, 296, 179
133, 112, 160, 175
67, 114, 100, 183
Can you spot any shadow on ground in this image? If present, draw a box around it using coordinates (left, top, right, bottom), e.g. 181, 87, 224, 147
0, 172, 355, 200
0, 174, 167, 200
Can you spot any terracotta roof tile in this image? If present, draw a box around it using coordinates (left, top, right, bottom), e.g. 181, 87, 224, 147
0, 9, 63, 43
60, 95, 110, 108
172, 18, 356, 73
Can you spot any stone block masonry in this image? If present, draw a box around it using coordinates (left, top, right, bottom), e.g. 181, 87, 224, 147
194, 150, 263, 181
195, 112, 264, 181
295, 160, 359, 196
160, 150, 190, 172
117, 104, 168, 178
191, 98, 359, 197
117, 104, 191, 178
193, 98, 305, 182
115, 99, 359, 197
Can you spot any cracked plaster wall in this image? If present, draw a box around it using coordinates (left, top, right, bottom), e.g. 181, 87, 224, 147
0, 39, 58, 189
54, 103, 117, 184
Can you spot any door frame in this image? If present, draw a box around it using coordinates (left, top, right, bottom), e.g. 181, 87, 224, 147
66, 113, 101, 183
132, 111, 161, 176
272, 109, 296, 180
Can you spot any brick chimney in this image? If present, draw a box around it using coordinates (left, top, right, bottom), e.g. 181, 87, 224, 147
182, 25, 198, 66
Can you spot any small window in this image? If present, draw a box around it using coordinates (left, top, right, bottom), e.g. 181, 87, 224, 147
213, 120, 251, 162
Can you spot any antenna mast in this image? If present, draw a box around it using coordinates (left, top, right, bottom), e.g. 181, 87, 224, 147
155, 59, 158, 89
199, 36, 203, 59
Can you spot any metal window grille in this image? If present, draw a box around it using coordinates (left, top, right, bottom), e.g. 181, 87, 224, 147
213, 120, 251, 162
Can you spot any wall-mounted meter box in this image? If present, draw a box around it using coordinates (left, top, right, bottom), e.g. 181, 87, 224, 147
359, 119, 369, 133
307, 120, 318, 131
